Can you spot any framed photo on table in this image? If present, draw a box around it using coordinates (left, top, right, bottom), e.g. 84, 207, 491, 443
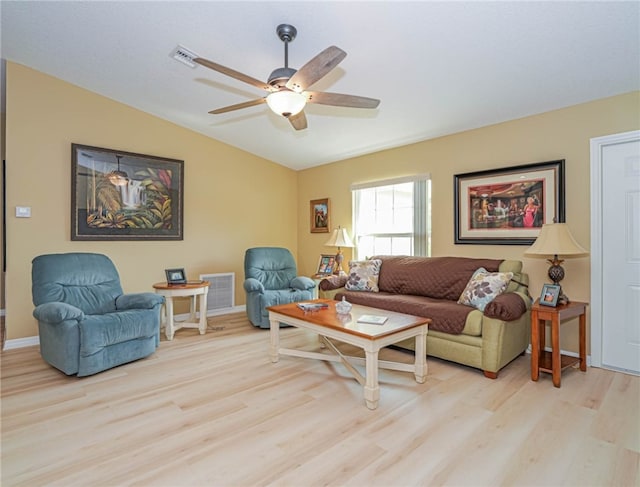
165, 268, 187, 285
454, 160, 565, 245
539, 284, 561, 307
316, 254, 336, 276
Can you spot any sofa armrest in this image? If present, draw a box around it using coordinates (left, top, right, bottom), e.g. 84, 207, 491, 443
116, 293, 164, 310
33, 302, 84, 324
291, 276, 316, 291
318, 275, 348, 291
244, 278, 265, 294
483, 291, 530, 321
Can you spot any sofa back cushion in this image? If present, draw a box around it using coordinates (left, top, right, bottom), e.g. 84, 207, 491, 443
373, 256, 503, 300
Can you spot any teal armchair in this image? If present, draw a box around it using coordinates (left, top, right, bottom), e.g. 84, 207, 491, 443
244, 247, 316, 328
32, 253, 164, 376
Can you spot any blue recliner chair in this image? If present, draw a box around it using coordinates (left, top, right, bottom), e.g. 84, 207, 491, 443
32, 252, 164, 376
244, 247, 316, 328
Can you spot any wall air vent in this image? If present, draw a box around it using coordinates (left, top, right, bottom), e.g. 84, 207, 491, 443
199, 273, 235, 315
170, 45, 199, 68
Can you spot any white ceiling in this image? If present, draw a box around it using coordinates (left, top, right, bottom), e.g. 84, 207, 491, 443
1, 1, 639, 170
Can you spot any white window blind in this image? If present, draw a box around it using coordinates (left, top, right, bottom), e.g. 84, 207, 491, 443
352, 175, 431, 259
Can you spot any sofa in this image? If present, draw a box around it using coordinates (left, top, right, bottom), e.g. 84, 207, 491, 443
319, 256, 531, 378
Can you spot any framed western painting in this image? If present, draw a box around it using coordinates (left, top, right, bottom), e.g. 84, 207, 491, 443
454, 160, 565, 245
310, 198, 330, 233
71, 144, 184, 240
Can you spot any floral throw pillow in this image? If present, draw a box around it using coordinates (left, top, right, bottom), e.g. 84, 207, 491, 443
345, 259, 383, 292
457, 267, 514, 312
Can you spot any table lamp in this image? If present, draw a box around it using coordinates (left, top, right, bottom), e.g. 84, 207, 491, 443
324, 226, 355, 275
524, 223, 588, 305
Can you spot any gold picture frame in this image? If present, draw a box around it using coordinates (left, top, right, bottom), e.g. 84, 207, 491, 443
310, 198, 330, 233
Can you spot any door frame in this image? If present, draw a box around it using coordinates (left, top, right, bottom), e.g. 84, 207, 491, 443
589, 129, 640, 369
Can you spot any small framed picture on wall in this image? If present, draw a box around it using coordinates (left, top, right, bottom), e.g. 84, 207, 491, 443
310, 198, 330, 233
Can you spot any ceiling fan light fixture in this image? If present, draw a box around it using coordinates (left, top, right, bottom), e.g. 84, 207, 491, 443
266, 90, 306, 117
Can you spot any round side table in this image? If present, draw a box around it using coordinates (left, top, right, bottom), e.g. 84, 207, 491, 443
153, 281, 210, 340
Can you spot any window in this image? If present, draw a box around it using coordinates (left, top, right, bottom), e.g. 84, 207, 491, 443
352, 175, 431, 259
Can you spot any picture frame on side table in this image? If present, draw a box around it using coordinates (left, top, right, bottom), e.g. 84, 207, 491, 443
165, 268, 187, 285
539, 283, 561, 307
71, 143, 184, 241
310, 198, 330, 233
454, 160, 565, 245
316, 254, 336, 276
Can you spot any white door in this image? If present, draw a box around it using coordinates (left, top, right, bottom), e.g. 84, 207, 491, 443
591, 130, 640, 375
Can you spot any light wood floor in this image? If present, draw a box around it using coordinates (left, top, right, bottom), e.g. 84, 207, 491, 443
1, 313, 639, 487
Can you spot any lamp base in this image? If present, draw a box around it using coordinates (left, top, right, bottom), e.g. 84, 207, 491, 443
333, 249, 344, 275
548, 255, 570, 305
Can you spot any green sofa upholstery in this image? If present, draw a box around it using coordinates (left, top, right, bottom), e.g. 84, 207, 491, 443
319, 256, 531, 378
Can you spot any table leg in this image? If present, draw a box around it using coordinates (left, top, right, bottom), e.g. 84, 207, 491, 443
198, 292, 207, 335
269, 317, 280, 363
531, 311, 540, 381
364, 349, 380, 410
579, 311, 587, 371
414, 327, 428, 383
165, 297, 175, 341
551, 316, 561, 387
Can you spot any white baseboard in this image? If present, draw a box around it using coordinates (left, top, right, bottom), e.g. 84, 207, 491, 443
4, 336, 40, 350
2, 306, 247, 351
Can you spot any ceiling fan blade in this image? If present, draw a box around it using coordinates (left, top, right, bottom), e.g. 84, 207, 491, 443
288, 111, 308, 130
305, 91, 380, 109
209, 98, 266, 114
286, 46, 347, 92
194, 57, 272, 92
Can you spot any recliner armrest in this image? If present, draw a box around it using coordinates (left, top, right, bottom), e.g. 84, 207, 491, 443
290, 276, 316, 291
244, 278, 265, 294
33, 302, 84, 324
116, 293, 164, 311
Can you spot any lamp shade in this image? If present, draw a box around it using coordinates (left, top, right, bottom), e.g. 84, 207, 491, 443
324, 227, 354, 248
524, 223, 588, 257
266, 90, 306, 117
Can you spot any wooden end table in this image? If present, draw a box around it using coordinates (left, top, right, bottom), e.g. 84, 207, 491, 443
531, 299, 588, 387
153, 281, 210, 340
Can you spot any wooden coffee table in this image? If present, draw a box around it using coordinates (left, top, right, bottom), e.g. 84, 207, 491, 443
267, 299, 431, 410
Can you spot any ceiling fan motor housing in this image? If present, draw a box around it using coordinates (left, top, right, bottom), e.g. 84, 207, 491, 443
268, 67, 297, 89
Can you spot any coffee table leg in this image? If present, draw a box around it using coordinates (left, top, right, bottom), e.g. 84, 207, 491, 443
364, 350, 380, 410
414, 327, 428, 383
269, 316, 280, 363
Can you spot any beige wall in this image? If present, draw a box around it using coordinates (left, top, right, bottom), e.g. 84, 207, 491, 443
5, 62, 298, 340
5, 60, 639, 354
298, 91, 640, 353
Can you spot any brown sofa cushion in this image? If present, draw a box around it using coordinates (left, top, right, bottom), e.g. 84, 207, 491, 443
335, 290, 474, 334
373, 256, 503, 300
483, 292, 527, 321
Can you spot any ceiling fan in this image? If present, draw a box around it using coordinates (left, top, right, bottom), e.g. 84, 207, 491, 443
194, 24, 380, 130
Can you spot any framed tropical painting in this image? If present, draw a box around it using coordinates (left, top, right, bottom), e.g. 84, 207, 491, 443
71, 144, 184, 240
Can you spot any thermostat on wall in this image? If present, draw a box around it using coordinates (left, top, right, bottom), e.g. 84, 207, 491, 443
15, 206, 31, 218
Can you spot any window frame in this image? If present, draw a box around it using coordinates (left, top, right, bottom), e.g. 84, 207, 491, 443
351, 174, 431, 260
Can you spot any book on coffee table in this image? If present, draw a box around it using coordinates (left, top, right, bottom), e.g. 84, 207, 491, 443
297, 302, 329, 311
357, 314, 388, 325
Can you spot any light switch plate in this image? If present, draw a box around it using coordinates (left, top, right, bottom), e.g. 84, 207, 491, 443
16, 206, 31, 218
